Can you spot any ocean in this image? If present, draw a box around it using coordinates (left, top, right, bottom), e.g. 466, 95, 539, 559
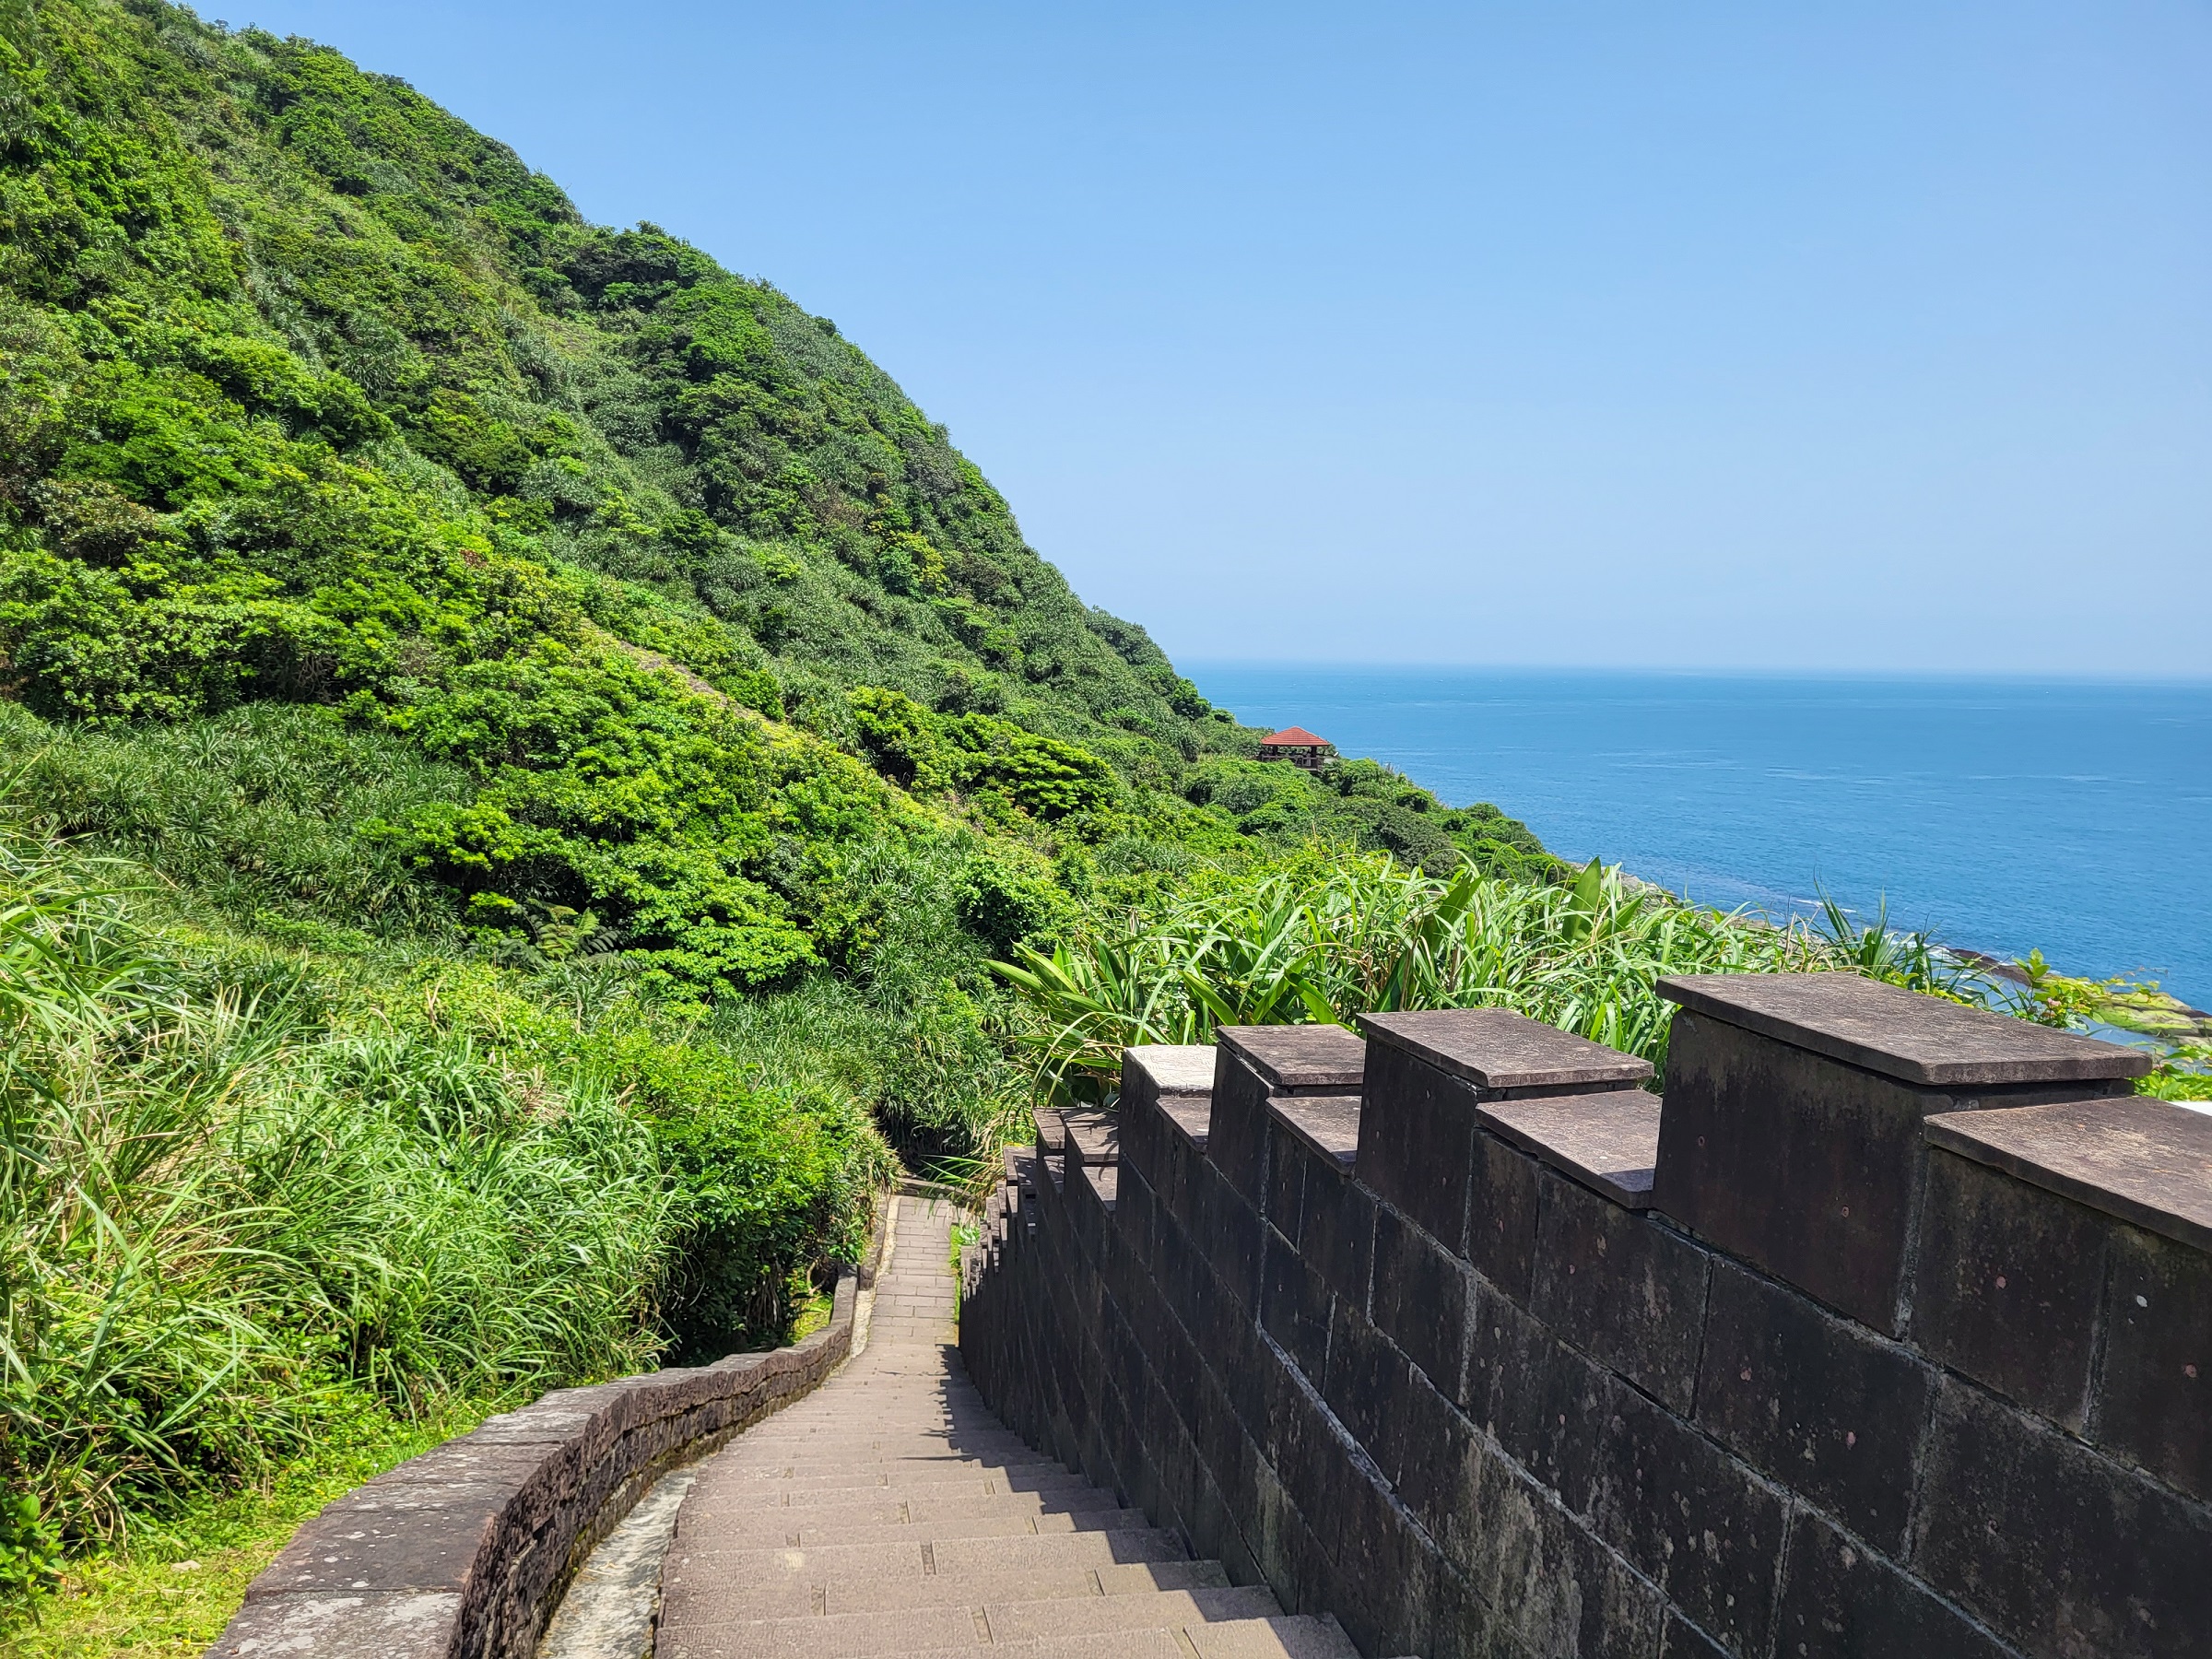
1183, 665, 2212, 1009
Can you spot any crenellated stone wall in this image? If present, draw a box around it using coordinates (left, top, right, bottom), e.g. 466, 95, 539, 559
959, 973, 2212, 1659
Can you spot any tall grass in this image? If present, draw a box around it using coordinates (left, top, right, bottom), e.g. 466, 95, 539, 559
994, 853, 1985, 1105
0, 838, 674, 1547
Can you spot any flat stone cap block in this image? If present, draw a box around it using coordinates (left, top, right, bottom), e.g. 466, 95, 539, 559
211, 1591, 460, 1658
1125, 1043, 1217, 1096
1218, 1024, 1366, 1090
1658, 971, 2151, 1086
1058, 1108, 1120, 1169
1359, 1007, 1652, 1091
1159, 1097, 1212, 1151
1269, 1095, 1362, 1172
1032, 1107, 1067, 1155
1926, 1096, 2212, 1253
1080, 1162, 1119, 1211
1480, 1090, 1662, 1209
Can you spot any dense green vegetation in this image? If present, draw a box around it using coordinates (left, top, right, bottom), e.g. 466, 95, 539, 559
0, 0, 2201, 1632
0, 0, 1559, 1595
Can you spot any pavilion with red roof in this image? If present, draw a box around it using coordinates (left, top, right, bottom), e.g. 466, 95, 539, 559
1257, 726, 1336, 771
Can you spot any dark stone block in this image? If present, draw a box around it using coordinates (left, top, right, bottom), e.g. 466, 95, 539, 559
1657, 971, 2151, 1088
1914, 1148, 2110, 1429
1425, 1559, 1504, 1659
1060, 1107, 1119, 1171
1218, 1022, 1369, 1091
1360, 1006, 1653, 1094
2096, 1223, 2212, 1500
1358, 1041, 1477, 1256
1388, 1363, 1481, 1547
1480, 1088, 1663, 1208
1924, 1094, 2212, 1255
1205, 1164, 1266, 1314
1206, 1049, 1277, 1208
1776, 1508, 2014, 1659
1271, 1093, 1362, 1173
1461, 1442, 1666, 1659
1466, 1129, 1544, 1307
1261, 1224, 1333, 1384
1653, 1007, 2130, 1335
1266, 1115, 1308, 1237
1659, 1611, 1733, 1659
1123, 1042, 1217, 1110
1296, 1151, 1377, 1312
1914, 1377, 2212, 1658
1372, 1205, 1475, 1395
1589, 1380, 1786, 1656
1319, 1298, 1407, 1469
1695, 1257, 1935, 1552
1531, 1172, 1710, 1414
1466, 1278, 1606, 1512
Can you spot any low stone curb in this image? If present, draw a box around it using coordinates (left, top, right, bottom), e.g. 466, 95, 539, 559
208, 1203, 888, 1659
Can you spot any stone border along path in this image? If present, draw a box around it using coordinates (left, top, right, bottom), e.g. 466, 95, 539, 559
630, 1194, 1370, 1658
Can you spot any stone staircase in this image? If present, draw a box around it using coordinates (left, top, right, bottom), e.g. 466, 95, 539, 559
653, 1196, 1360, 1659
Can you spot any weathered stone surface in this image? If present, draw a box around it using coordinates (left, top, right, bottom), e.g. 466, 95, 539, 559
1694, 1257, 1934, 1552
249, 1486, 509, 1595
1159, 1096, 1213, 1151
1530, 1172, 1708, 1415
1653, 1006, 2130, 1334
1060, 1107, 1121, 1171
1286, 1134, 1376, 1312
1206, 1048, 1278, 1207
1125, 1042, 1218, 1098
1657, 971, 2151, 1087
1465, 1280, 1606, 1508
1914, 1147, 2110, 1428
209, 1592, 461, 1658
1588, 1380, 1786, 1656
2097, 1224, 2212, 1500
1776, 1509, 2015, 1659
1924, 1094, 2212, 1253
1359, 1007, 1653, 1095
1913, 1377, 2212, 1658
1371, 1205, 1475, 1395
963, 1013, 2212, 1659
1269, 1094, 1361, 1172
1480, 1088, 1662, 1208
1218, 1024, 1368, 1092
1354, 1040, 1477, 1256
1261, 1223, 1333, 1382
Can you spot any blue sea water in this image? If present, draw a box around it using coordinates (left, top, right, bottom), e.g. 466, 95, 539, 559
1184, 665, 2212, 1008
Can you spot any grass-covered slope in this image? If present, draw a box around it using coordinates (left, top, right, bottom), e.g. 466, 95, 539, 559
0, 0, 1556, 1597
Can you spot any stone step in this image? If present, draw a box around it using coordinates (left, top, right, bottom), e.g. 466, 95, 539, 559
677, 1487, 1126, 1532
664, 1558, 1232, 1618
665, 1525, 1187, 1576
654, 1588, 1290, 1658
736, 1477, 1098, 1512
699, 1506, 1152, 1545
697, 1461, 1087, 1493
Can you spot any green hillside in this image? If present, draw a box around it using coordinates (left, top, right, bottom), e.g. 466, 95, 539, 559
0, 0, 1556, 1589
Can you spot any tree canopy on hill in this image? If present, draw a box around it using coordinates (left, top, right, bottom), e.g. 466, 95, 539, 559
0, 0, 1553, 1008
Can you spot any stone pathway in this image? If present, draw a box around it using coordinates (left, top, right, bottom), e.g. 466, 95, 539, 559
653, 1195, 1359, 1658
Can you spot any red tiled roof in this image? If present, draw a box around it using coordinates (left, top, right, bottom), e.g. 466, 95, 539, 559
1260, 726, 1332, 747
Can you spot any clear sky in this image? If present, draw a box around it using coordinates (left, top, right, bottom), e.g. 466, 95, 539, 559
230, 2, 2210, 676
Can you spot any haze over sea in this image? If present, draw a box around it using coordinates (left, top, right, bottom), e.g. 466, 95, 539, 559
1189, 666, 2212, 1009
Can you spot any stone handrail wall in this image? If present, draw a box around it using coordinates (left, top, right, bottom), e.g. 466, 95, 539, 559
210, 1209, 885, 1659
959, 973, 2212, 1658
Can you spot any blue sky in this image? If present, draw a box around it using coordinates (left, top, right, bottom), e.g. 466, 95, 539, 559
233, 2, 2210, 676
